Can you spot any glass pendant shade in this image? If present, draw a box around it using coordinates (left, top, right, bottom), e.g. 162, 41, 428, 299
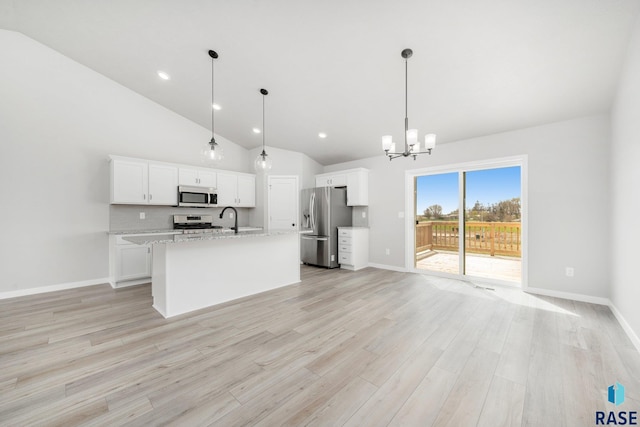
254, 152, 272, 173
382, 135, 393, 151
425, 133, 437, 149
406, 129, 418, 146
411, 142, 421, 153
202, 139, 224, 164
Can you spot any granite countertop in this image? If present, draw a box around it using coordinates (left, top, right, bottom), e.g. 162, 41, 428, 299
109, 227, 263, 236
337, 226, 370, 229
123, 229, 303, 245
108, 229, 180, 235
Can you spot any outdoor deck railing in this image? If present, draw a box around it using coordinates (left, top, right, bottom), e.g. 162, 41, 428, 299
416, 221, 521, 257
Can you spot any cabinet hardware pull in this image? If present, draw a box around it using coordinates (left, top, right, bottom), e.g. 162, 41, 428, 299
143, 194, 146, 200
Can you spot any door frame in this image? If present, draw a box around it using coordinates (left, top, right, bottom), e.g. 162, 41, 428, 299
404, 155, 528, 289
267, 175, 299, 231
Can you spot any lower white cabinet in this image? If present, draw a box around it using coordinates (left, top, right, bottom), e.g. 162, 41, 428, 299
117, 243, 151, 282
110, 232, 178, 287
337, 227, 369, 271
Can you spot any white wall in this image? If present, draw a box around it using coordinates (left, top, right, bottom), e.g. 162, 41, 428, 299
611, 15, 640, 342
0, 30, 250, 293
248, 146, 323, 228
325, 114, 611, 298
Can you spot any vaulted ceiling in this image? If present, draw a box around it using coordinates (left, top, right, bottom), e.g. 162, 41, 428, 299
2, 0, 639, 165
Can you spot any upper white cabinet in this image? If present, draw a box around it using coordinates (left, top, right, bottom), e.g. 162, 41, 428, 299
110, 155, 255, 208
178, 167, 217, 188
111, 158, 148, 204
315, 168, 369, 206
217, 172, 256, 207
148, 163, 179, 205
316, 173, 346, 188
110, 157, 178, 205
346, 169, 369, 206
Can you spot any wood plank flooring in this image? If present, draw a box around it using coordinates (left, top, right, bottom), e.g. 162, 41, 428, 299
1, 266, 638, 426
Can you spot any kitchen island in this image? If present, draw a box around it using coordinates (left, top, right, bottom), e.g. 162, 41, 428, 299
123, 230, 302, 318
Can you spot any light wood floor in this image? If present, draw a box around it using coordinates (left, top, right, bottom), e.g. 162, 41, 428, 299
1, 266, 639, 426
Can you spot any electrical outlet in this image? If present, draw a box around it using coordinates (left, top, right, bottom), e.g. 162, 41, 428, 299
565, 267, 574, 277
398, 211, 405, 219
385, 248, 390, 255
229, 212, 234, 219
362, 211, 366, 218
139, 212, 145, 220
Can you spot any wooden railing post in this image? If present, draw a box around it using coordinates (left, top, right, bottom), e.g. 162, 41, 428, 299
490, 223, 495, 256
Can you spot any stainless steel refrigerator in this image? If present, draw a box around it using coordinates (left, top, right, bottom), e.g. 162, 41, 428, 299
300, 187, 352, 268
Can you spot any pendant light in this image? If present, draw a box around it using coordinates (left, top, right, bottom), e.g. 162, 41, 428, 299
202, 49, 224, 164
254, 88, 273, 173
382, 48, 436, 161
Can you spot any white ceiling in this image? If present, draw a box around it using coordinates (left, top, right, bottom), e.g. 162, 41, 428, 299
2, 0, 639, 165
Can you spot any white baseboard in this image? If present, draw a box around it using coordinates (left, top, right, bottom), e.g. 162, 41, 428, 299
524, 286, 610, 306
0, 277, 111, 300
608, 302, 640, 353
111, 278, 151, 289
368, 262, 408, 273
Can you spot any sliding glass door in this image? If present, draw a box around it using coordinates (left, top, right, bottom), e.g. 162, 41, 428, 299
414, 162, 523, 285
415, 172, 460, 275
463, 167, 521, 283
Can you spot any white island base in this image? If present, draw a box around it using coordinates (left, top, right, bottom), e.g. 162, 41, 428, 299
150, 232, 300, 318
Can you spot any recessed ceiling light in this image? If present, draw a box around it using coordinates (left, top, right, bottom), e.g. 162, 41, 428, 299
318, 132, 327, 138
157, 70, 170, 80
212, 103, 221, 110
253, 128, 261, 134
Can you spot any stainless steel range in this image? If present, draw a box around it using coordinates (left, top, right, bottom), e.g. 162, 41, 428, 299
173, 214, 225, 234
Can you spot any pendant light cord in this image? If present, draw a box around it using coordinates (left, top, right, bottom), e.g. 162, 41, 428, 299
211, 56, 215, 141
404, 56, 408, 150
262, 93, 265, 152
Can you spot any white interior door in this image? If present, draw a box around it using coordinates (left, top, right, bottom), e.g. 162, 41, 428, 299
268, 176, 299, 230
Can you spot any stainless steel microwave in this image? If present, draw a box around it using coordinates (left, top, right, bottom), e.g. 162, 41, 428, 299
177, 185, 217, 207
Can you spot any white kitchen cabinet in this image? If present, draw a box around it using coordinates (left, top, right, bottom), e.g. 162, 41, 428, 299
236, 174, 256, 207
337, 227, 369, 271
111, 158, 148, 204
315, 173, 347, 188
217, 172, 256, 207
178, 167, 217, 188
148, 163, 178, 205
112, 234, 152, 286
110, 156, 178, 205
117, 243, 151, 282
346, 169, 369, 206
110, 232, 180, 287
315, 168, 369, 206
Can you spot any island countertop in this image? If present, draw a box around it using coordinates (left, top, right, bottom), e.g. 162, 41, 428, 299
123, 229, 308, 245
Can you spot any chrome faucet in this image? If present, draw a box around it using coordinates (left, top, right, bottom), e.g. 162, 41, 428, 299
219, 206, 238, 234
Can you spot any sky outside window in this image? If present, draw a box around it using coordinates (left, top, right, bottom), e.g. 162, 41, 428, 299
416, 166, 521, 216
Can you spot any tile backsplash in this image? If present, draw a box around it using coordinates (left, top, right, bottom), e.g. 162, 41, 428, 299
109, 205, 251, 232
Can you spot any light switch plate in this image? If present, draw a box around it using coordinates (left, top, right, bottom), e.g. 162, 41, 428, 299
139, 212, 145, 220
